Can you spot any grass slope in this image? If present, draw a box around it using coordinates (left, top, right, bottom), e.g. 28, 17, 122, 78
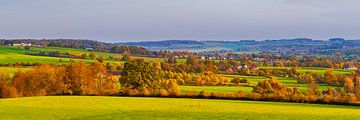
0, 67, 32, 73
260, 66, 352, 75
0, 96, 359, 120
0, 46, 163, 65
184, 74, 340, 94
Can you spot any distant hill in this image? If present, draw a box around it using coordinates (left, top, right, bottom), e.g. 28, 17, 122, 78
115, 40, 205, 51
115, 38, 360, 51
0, 39, 111, 52
2, 38, 360, 54
115, 40, 245, 51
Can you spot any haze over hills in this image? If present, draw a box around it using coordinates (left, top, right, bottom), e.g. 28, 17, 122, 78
2, 38, 360, 54
115, 38, 360, 53
0, 38, 360, 55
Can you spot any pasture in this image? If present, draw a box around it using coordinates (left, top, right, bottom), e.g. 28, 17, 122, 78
260, 66, 352, 75
0, 67, 32, 73
0, 96, 359, 120
180, 86, 253, 93
201, 74, 340, 93
0, 46, 162, 65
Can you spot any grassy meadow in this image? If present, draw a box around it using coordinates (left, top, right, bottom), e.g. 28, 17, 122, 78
0, 46, 163, 65
178, 74, 340, 94
0, 96, 359, 120
0, 67, 32, 74
0, 45, 347, 95
0, 46, 357, 120
260, 66, 352, 75
180, 85, 254, 93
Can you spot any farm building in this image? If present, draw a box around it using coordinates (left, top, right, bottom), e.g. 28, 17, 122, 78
12, 43, 32, 46
342, 66, 358, 71
342, 63, 358, 71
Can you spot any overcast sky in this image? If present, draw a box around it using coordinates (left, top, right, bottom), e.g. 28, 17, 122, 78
1, 0, 360, 42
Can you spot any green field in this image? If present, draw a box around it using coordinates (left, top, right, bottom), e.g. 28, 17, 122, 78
180, 86, 253, 93
0, 46, 163, 65
198, 74, 339, 93
0, 46, 121, 65
0, 67, 32, 73
179, 84, 332, 94
260, 66, 352, 75
0, 46, 116, 57
0, 96, 359, 120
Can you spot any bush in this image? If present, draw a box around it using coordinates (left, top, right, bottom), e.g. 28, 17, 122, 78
199, 90, 210, 98
159, 89, 169, 97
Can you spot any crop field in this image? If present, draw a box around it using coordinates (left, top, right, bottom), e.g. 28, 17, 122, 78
180, 86, 253, 93
260, 66, 352, 75
208, 74, 338, 93
0, 96, 359, 120
0, 46, 116, 57
0, 67, 32, 74
0, 46, 162, 65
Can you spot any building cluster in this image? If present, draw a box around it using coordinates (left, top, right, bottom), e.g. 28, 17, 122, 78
11, 43, 32, 47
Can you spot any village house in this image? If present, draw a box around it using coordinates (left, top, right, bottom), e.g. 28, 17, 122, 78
85, 48, 94, 51
254, 58, 266, 62
342, 66, 358, 71
342, 63, 359, 71
236, 64, 259, 70
12, 43, 32, 46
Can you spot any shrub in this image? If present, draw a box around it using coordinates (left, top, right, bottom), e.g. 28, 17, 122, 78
199, 90, 210, 98
159, 89, 169, 97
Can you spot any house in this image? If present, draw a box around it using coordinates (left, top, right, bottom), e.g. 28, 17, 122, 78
85, 48, 94, 51
254, 58, 266, 62
248, 65, 259, 70
237, 64, 259, 70
13, 43, 32, 46
236, 64, 247, 70
342, 63, 358, 71
342, 66, 358, 71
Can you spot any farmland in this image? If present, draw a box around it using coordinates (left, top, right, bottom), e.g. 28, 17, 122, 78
0, 46, 163, 65
0, 45, 348, 95
0, 67, 32, 74
0, 96, 359, 120
180, 74, 336, 94
0, 45, 359, 120
260, 66, 352, 75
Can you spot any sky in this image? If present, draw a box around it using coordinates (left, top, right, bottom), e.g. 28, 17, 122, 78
1, 0, 360, 42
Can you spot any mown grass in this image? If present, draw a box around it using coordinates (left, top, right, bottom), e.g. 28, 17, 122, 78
260, 66, 352, 75
0, 46, 162, 65
180, 86, 253, 93
0, 96, 359, 120
186, 74, 340, 93
0, 67, 32, 73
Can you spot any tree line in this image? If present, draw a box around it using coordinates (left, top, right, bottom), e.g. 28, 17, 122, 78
1, 59, 360, 105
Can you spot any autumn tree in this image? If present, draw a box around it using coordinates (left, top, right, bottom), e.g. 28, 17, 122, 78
307, 81, 319, 94
97, 54, 105, 63
120, 59, 160, 91
165, 54, 177, 64
0, 72, 16, 98
121, 51, 131, 61
81, 54, 87, 59
324, 69, 337, 84
65, 61, 93, 95
89, 53, 96, 60
186, 55, 198, 64
297, 73, 314, 84
355, 77, 360, 99
252, 77, 292, 96
343, 77, 354, 93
